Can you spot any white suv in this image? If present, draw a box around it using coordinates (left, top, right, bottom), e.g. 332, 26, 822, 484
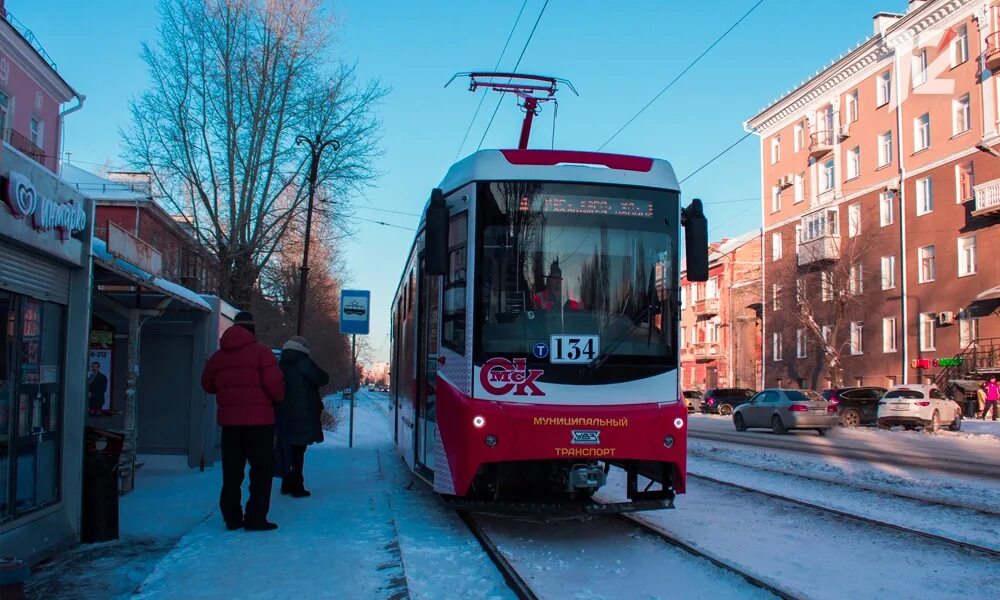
876, 384, 961, 432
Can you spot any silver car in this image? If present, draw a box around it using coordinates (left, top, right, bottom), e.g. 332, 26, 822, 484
733, 389, 839, 435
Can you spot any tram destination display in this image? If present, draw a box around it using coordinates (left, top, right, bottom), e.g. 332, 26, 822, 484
518, 194, 655, 218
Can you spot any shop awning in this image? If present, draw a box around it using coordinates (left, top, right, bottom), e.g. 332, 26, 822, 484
975, 285, 1000, 302
92, 238, 211, 312
962, 284, 1000, 318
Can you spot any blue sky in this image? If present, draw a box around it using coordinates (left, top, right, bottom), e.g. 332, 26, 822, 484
14, 0, 908, 361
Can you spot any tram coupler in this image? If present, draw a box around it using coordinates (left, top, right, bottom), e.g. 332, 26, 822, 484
567, 463, 607, 492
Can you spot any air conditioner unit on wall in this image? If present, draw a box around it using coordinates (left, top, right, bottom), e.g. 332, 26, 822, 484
937, 311, 954, 326
886, 177, 901, 193
839, 123, 850, 140
778, 174, 794, 189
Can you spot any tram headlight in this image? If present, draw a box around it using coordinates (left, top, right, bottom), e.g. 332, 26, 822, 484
673, 417, 684, 429
663, 435, 674, 448
485, 434, 498, 447
472, 415, 486, 429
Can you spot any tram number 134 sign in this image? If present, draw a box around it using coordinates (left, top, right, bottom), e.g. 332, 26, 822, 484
549, 335, 599, 364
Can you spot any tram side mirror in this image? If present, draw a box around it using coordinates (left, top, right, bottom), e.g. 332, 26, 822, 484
425, 188, 449, 276
682, 198, 709, 282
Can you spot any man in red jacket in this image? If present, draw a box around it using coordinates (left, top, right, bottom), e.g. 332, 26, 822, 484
202, 312, 285, 531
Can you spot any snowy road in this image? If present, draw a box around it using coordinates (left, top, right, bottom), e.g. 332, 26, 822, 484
688, 413, 1000, 479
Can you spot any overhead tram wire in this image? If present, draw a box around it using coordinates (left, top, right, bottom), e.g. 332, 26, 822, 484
679, 128, 757, 184
454, 0, 530, 161
596, 0, 766, 151
353, 216, 416, 231
476, 0, 551, 151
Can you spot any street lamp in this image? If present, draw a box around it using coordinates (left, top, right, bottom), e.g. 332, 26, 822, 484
294, 134, 340, 336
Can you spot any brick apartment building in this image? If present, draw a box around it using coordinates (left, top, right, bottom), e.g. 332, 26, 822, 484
747, 0, 1000, 390
679, 229, 763, 391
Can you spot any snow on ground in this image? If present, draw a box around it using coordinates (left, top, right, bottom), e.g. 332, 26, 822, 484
600, 467, 1000, 600
687, 455, 1000, 551
479, 513, 774, 600
29, 394, 512, 600
687, 439, 1000, 511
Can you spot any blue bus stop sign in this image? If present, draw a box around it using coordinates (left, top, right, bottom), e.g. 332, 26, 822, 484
340, 290, 370, 335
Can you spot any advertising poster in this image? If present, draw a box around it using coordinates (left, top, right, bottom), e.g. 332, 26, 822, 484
89, 327, 114, 411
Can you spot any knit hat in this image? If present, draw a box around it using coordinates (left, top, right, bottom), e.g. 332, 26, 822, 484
283, 335, 310, 355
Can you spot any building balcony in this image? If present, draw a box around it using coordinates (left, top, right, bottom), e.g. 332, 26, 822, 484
986, 32, 1000, 73
4, 128, 53, 171
797, 233, 841, 266
692, 297, 720, 317
690, 341, 722, 361
808, 130, 834, 158
972, 178, 1000, 217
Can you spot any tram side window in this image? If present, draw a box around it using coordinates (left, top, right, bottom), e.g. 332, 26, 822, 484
442, 213, 468, 354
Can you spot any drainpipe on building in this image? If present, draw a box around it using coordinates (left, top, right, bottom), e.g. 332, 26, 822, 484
892, 48, 910, 385
57, 93, 86, 175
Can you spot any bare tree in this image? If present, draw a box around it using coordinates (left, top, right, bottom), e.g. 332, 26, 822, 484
122, 0, 385, 305
770, 226, 887, 388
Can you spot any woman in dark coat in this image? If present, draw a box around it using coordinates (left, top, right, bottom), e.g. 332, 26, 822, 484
277, 336, 330, 497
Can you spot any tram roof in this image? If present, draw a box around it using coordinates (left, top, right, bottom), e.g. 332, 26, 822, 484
438, 149, 679, 196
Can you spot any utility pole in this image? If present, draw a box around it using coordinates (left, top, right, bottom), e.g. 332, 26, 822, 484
294, 134, 340, 336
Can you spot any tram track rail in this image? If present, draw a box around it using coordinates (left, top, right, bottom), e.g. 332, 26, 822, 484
688, 450, 1000, 517
457, 511, 540, 600
687, 472, 1000, 559
614, 511, 801, 600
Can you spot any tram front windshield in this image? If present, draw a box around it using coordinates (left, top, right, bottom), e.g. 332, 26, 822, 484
475, 181, 679, 372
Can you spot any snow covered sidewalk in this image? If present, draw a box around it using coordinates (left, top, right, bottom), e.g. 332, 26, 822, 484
28, 395, 512, 600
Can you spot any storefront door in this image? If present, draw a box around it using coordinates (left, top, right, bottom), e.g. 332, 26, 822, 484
0, 294, 64, 521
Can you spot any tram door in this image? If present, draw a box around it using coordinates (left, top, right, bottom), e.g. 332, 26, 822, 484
415, 258, 440, 472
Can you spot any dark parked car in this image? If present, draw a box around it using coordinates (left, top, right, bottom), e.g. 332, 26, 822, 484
683, 390, 703, 413
820, 387, 887, 427
701, 388, 756, 416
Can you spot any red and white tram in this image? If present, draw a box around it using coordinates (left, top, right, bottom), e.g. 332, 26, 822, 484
390, 147, 708, 512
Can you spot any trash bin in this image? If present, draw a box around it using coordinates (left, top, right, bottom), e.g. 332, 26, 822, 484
81, 427, 125, 543
0, 558, 30, 600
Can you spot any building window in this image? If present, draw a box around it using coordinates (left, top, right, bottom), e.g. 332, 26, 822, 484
773, 332, 783, 361
953, 24, 969, 66
772, 284, 782, 310
879, 192, 894, 226
956, 162, 974, 202
0, 91, 9, 134
821, 271, 832, 301
794, 123, 804, 152
706, 276, 720, 299
689, 282, 698, 303
680, 326, 686, 348
680, 286, 686, 308
913, 49, 928, 87
849, 264, 863, 295
883, 317, 897, 353
794, 224, 802, 254
822, 325, 832, 343
847, 203, 861, 237
821, 159, 835, 192
850, 321, 864, 355
878, 131, 893, 166
796, 329, 807, 359
29, 118, 43, 148
959, 317, 979, 348
877, 71, 892, 107
847, 146, 860, 179
846, 89, 859, 123
920, 313, 936, 351
771, 135, 781, 164
881, 255, 896, 290
794, 173, 804, 203
914, 113, 930, 151
916, 177, 933, 215
953, 94, 971, 135
772, 232, 782, 261
771, 186, 782, 213
801, 207, 839, 242
958, 235, 977, 276
918, 245, 935, 283
796, 278, 804, 304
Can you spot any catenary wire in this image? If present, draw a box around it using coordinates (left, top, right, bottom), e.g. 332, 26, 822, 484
454, 0, 530, 161
597, 0, 766, 151
476, 0, 551, 151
